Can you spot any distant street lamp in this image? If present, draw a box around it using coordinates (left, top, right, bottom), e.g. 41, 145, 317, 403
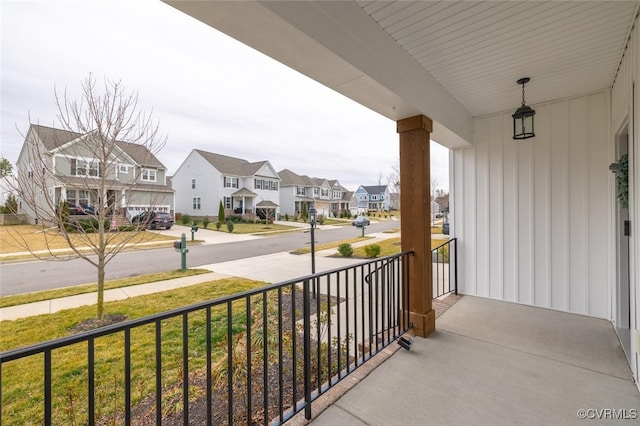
309, 207, 317, 299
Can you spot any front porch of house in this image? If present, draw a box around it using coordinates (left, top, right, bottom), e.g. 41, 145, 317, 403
305, 295, 640, 425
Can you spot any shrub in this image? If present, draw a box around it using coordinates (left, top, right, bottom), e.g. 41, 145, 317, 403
284, 213, 289, 221
337, 243, 353, 257
218, 200, 225, 223
364, 244, 381, 258
215, 221, 222, 230
317, 214, 325, 225
202, 216, 210, 229
226, 220, 234, 233
181, 214, 192, 225
1, 194, 18, 214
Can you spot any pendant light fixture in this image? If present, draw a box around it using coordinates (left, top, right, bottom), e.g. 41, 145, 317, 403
512, 77, 535, 140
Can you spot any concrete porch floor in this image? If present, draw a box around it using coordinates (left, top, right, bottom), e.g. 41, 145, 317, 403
307, 296, 640, 425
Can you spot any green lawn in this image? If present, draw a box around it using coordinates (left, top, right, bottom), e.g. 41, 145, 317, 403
0, 277, 268, 424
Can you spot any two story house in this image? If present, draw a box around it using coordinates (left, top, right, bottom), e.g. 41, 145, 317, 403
172, 149, 280, 220
327, 180, 351, 217
277, 169, 315, 217
15, 124, 174, 224
278, 169, 351, 218
353, 185, 392, 213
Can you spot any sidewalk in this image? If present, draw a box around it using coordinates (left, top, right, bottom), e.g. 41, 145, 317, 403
0, 228, 400, 322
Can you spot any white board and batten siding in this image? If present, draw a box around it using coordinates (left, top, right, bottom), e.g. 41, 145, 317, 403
453, 90, 612, 319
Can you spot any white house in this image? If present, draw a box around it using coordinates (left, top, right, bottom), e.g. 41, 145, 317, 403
172, 149, 280, 220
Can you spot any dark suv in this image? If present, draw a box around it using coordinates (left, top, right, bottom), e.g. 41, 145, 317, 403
147, 212, 174, 230
132, 211, 174, 230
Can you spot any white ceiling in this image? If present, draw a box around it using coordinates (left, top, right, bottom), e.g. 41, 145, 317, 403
358, 0, 639, 117
165, 1, 639, 147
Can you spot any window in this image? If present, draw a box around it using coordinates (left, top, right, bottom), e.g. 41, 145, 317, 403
67, 189, 90, 208
255, 179, 262, 190
141, 168, 156, 182
296, 186, 306, 196
313, 188, 319, 197
193, 197, 201, 210
321, 188, 329, 197
224, 196, 232, 209
272, 181, 278, 191
192, 179, 196, 189
333, 190, 342, 199
71, 159, 100, 177
224, 176, 238, 188
119, 164, 129, 174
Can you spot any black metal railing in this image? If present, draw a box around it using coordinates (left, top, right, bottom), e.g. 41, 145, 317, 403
432, 238, 458, 298
0, 252, 413, 425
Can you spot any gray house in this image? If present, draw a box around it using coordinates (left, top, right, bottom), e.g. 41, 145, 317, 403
15, 124, 174, 224
172, 149, 280, 220
278, 169, 351, 218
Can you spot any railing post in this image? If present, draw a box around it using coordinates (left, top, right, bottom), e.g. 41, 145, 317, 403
454, 238, 458, 295
303, 279, 312, 420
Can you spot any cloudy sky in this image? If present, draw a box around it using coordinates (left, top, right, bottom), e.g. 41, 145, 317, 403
1, 0, 449, 191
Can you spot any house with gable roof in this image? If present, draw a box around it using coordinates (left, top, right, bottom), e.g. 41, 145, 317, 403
15, 124, 174, 224
172, 149, 280, 220
278, 169, 351, 218
354, 185, 391, 213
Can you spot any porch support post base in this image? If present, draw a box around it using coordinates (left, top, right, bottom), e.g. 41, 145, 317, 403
402, 309, 436, 338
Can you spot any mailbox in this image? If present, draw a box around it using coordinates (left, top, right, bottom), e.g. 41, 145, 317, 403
191, 225, 199, 232
173, 240, 183, 251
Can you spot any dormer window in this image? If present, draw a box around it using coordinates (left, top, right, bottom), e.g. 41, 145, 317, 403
119, 164, 129, 174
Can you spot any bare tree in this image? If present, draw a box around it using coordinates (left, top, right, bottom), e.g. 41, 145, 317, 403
387, 159, 400, 210
11, 75, 169, 320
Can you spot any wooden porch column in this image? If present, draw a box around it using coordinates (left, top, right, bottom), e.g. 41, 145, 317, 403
397, 115, 435, 338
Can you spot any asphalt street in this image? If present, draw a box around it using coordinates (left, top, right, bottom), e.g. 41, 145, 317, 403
0, 220, 399, 296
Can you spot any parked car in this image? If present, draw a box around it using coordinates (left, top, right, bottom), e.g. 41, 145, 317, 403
351, 216, 371, 227
147, 212, 174, 230
442, 222, 450, 235
72, 204, 96, 215
131, 211, 154, 224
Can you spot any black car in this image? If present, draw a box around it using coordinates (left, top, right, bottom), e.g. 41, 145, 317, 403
147, 212, 174, 230
132, 211, 154, 224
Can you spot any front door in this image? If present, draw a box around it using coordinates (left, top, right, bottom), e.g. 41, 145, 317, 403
615, 125, 631, 365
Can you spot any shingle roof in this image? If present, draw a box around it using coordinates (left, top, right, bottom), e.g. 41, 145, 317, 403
195, 149, 270, 176
32, 124, 83, 151
31, 124, 166, 169
362, 185, 388, 194
256, 200, 279, 208
277, 169, 321, 187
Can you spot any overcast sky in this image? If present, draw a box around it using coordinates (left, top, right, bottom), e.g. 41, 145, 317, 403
1, 0, 449, 191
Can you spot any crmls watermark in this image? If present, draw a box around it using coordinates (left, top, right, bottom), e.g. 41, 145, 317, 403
577, 408, 638, 420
